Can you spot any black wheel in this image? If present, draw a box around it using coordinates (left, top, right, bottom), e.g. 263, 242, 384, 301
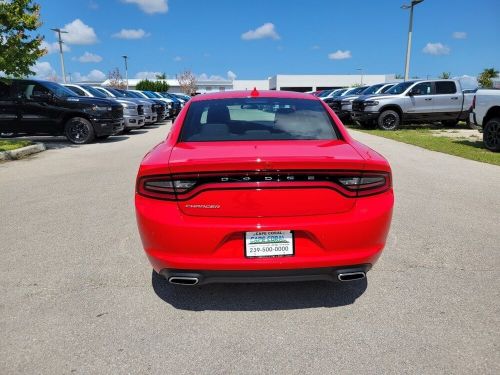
358, 120, 376, 129
441, 120, 458, 127
378, 110, 400, 130
483, 117, 500, 152
64, 117, 95, 144
122, 128, 131, 134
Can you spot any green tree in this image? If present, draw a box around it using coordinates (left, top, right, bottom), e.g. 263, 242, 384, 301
477, 68, 499, 88
155, 72, 167, 80
394, 74, 403, 79
439, 72, 451, 79
0, 0, 46, 77
135, 79, 170, 92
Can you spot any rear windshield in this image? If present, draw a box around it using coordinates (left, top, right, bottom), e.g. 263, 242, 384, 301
180, 98, 339, 142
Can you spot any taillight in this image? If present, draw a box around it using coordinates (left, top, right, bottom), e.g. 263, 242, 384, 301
137, 176, 196, 200
137, 171, 392, 200
337, 173, 391, 197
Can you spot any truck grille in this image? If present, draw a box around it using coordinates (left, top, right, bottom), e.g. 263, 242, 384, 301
328, 100, 341, 111
112, 106, 124, 119
137, 105, 144, 115
352, 101, 364, 112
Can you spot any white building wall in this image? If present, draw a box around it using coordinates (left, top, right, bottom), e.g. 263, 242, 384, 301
273, 74, 396, 91
232, 80, 269, 90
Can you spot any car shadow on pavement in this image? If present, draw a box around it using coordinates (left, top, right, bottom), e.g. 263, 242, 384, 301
151, 270, 367, 311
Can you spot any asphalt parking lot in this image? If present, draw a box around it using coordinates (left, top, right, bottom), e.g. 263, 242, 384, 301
1, 121, 499, 374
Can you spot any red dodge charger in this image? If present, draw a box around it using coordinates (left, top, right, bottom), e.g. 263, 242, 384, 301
135, 89, 393, 285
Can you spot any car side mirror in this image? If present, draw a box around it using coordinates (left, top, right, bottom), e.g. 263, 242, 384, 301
408, 90, 414, 96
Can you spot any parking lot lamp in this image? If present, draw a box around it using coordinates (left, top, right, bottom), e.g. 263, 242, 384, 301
402, 0, 424, 81
51, 28, 68, 83
356, 68, 363, 85
122, 55, 129, 89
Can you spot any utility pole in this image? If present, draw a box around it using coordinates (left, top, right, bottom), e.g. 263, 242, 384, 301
51, 28, 68, 83
122, 55, 129, 89
402, 0, 424, 81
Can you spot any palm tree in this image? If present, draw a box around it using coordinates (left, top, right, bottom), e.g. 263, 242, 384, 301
478, 68, 499, 88
439, 72, 451, 79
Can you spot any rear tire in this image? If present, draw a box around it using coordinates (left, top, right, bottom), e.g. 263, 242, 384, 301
441, 120, 458, 127
378, 110, 400, 130
483, 117, 500, 152
64, 117, 95, 144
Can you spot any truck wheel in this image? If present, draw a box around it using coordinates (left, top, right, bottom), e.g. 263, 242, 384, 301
378, 110, 400, 130
64, 117, 95, 144
441, 120, 458, 127
483, 118, 500, 152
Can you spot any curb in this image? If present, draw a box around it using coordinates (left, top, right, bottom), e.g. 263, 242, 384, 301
0, 143, 46, 161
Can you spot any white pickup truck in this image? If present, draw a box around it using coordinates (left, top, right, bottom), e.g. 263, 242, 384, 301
470, 89, 500, 152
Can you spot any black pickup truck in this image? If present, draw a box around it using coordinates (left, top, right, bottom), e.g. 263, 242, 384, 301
0, 79, 124, 144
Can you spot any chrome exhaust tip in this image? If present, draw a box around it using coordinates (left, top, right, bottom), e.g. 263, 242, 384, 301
168, 277, 199, 286
338, 272, 366, 282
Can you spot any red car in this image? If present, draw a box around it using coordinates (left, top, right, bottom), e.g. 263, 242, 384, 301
135, 89, 393, 286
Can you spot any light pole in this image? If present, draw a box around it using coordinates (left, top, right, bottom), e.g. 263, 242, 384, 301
51, 28, 68, 83
356, 68, 363, 85
122, 55, 129, 89
402, 0, 424, 81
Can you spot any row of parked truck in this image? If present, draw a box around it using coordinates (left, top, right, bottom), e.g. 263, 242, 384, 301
316, 79, 474, 130
0, 78, 190, 144
313, 79, 499, 152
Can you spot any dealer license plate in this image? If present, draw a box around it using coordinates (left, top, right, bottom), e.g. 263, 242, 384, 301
245, 230, 294, 258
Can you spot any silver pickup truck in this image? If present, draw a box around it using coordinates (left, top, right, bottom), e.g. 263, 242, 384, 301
470, 89, 500, 152
351, 79, 473, 130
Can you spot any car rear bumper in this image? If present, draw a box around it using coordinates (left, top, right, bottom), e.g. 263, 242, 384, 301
160, 264, 372, 285
136, 190, 393, 273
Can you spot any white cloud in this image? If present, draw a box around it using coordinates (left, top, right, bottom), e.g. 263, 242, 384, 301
173, 56, 182, 61
241, 23, 280, 40
61, 19, 98, 45
41, 40, 70, 54
122, 0, 168, 14
197, 73, 227, 81
73, 69, 106, 82
32, 61, 57, 80
328, 50, 352, 60
423, 42, 450, 55
135, 71, 161, 79
112, 28, 150, 39
227, 70, 237, 80
452, 31, 467, 39
74, 51, 103, 63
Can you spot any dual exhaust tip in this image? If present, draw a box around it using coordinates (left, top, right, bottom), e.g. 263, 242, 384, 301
167, 271, 366, 286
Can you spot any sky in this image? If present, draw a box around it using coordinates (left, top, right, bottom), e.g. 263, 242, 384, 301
32, 0, 500, 82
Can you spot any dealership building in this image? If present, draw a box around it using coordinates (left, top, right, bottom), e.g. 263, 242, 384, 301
97, 74, 397, 93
